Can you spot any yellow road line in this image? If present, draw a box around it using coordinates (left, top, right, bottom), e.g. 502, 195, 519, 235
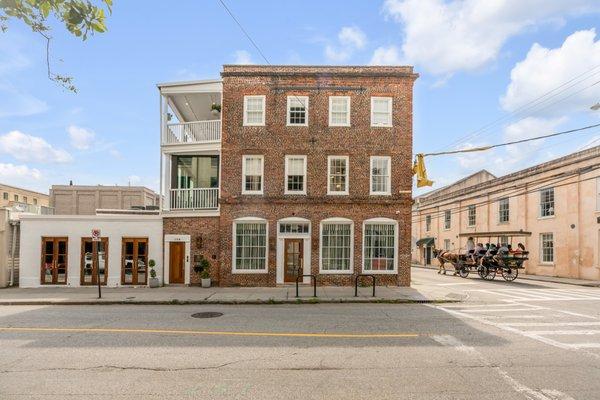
0, 326, 419, 339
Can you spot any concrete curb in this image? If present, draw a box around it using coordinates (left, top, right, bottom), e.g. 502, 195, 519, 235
0, 298, 461, 306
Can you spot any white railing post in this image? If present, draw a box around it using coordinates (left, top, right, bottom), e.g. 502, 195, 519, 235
162, 121, 221, 145
168, 188, 219, 210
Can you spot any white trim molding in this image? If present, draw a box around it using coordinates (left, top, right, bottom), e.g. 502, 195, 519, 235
370, 97, 393, 127
369, 156, 391, 196
286, 95, 309, 127
362, 217, 399, 274
241, 154, 264, 195
319, 217, 354, 275
231, 217, 269, 274
284, 155, 307, 195
163, 234, 191, 285
327, 155, 349, 195
243, 95, 266, 126
328, 96, 351, 127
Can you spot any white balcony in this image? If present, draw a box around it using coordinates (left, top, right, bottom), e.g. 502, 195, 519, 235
163, 120, 221, 145
169, 188, 219, 210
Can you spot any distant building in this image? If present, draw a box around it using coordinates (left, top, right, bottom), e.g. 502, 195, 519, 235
0, 183, 49, 209
50, 185, 159, 215
412, 146, 600, 281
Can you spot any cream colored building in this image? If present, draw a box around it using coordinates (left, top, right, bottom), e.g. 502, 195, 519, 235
50, 185, 159, 215
0, 183, 49, 208
412, 146, 600, 281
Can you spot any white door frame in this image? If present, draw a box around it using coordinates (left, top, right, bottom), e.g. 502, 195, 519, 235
276, 218, 311, 284
164, 234, 191, 285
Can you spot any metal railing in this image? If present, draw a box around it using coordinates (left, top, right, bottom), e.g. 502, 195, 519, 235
8, 201, 54, 215
163, 120, 221, 145
169, 188, 219, 210
354, 274, 376, 297
295, 274, 317, 298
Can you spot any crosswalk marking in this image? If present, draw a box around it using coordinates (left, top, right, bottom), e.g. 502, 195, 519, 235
471, 288, 600, 301
528, 330, 600, 335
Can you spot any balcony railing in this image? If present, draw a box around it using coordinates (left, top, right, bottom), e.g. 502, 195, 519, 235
169, 188, 219, 210
8, 201, 54, 215
163, 120, 221, 145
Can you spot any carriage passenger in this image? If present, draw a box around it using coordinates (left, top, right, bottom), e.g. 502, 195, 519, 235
472, 243, 484, 264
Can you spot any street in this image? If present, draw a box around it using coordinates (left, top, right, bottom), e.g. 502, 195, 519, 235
1, 268, 599, 399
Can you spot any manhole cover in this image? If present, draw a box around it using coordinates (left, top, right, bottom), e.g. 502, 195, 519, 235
191, 312, 223, 319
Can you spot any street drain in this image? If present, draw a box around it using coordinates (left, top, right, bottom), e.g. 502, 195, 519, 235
191, 312, 223, 319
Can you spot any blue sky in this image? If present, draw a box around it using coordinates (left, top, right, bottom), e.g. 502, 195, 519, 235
0, 0, 599, 194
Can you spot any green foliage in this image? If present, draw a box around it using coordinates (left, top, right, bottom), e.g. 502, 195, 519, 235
0, 0, 112, 92
148, 259, 156, 279
194, 255, 211, 279
211, 103, 221, 112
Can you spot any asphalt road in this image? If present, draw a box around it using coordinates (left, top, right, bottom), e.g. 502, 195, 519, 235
1, 268, 599, 399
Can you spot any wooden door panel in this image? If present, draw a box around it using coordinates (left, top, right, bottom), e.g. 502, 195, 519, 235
284, 239, 303, 283
169, 242, 185, 284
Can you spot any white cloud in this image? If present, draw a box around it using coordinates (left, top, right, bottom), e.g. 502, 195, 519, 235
0, 84, 48, 118
370, 45, 402, 65
382, 0, 600, 76
325, 26, 367, 63
67, 125, 96, 150
0, 163, 42, 181
501, 29, 600, 114
0, 130, 72, 163
233, 50, 253, 65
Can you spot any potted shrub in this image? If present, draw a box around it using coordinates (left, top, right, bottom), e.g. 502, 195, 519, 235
211, 103, 221, 116
148, 259, 160, 288
194, 255, 211, 288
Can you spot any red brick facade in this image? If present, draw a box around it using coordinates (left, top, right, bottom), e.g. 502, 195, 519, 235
165, 65, 417, 287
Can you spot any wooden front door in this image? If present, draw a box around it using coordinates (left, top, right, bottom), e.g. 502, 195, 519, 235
121, 238, 148, 285
284, 239, 303, 283
80, 238, 108, 286
41, 237, 68, 284
169, 242, 185, 284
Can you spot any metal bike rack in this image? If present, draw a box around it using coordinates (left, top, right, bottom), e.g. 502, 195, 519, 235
354, 274, 376, 297
295, 274, 317, 298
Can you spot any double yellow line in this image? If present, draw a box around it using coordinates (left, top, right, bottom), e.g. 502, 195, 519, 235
0, 326, 419, 339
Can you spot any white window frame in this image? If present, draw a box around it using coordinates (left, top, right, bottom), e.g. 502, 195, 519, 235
444, 239, 451, 251
286, 96, 308, 127
540, 232, 554, 264
370, 156, 391, 195
498, 197, 510, 223
241, 155, 264, 195
362, 217, 398, 274
284, 155, 307, 195
444, 210, 451, 230
370, 97, 393, 127
243, 95, 266, 126
232, 217, 269, 274
467, 205, 476, 227
327, 155, 349, 195
540, 187, 555, 218
328, 96, 351, 127
319, 217, 354, 274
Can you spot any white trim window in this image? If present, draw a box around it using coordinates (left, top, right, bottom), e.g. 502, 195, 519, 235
540, 233, 554, 264
243, 95, 265, 126
320, 218, 353, 273
242, 155, 264, 194
233, 218, 268, 272
329, 96, 350, 126
540, 187, 555, 217
327, 156, 349, 195
363, 218, 398, 273
370, 156, 391, 195
371, 97, 392, 127
444, 210, 451, 230
498, 197, 509, 223
285, 155, 307, 194
444, 239, 451, 251
287, 96, 308, 126
467, 205, 476, 227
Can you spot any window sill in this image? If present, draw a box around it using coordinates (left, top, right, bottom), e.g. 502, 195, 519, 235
284, 192, 307, 196
361, 269, 398, 275
327, 192, 349, 196
243, 123, 265, 127
286, 123, 308, 127
538, 215, 555, 220
497, 221, 510, 225
319, 270, 354, 275
231, 269, 269, 274
370, 124, 393, 128
370, 192, 391, 196
539, 263, 555, 267
241, 191, 263, 195
329, 123, 351, 127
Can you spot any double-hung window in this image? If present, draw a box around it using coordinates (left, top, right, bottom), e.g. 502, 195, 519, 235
370, 156, 391, 195
287, 96, 308, 126
285, 155, 307, 194
242, 155, 264, 194
243, 95, 265, 126
233, 218, 268, 272
327, 156, 349, 195
329, 96, 350, 126
540, 188, 555, 217
320, 218, 353, 273
371, 97, 392, 127
425, 215, 431, 232
540, 233, 554, 264
444, 210, 451, 229
363, 218, 398, 273
467, 205, 476, 227
498, 197, 509, 223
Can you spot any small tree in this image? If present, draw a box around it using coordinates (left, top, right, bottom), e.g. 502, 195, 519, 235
148, 259, 156, 279
194, 255, 210, 279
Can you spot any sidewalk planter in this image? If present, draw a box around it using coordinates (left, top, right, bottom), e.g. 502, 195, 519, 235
148, 259, 160, 288
201, 278, 211, 288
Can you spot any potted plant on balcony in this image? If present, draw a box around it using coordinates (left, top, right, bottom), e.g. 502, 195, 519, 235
193, 255, 211, 288
211, 103, 221, 116
148, 259, 160, 288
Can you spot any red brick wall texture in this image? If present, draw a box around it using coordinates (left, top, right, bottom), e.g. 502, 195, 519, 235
166, 65, 417, 287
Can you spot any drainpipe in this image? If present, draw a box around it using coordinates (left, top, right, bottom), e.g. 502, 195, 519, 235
9, 220, 17, 286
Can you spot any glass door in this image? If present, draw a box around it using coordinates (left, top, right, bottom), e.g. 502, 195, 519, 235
121, 238, 148, 285
41, 237, 68, 284
81, 238, 108, 285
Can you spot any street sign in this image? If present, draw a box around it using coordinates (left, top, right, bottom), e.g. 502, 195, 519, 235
91, 228, 101, 242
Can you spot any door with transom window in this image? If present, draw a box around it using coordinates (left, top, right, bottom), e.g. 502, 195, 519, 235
284, 239, 303, 283
121, 238, 148, 285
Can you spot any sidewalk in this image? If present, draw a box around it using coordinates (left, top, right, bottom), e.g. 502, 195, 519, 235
412, 264, 600, 287
0, 283, 463, 305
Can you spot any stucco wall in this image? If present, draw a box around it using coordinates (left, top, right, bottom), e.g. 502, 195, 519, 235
19, 215, 163, 288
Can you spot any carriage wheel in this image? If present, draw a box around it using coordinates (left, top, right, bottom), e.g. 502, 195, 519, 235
477, 266, 488, 279
483, 267, 496, 280
458, 266, 470, 278
502, 268, 518, 282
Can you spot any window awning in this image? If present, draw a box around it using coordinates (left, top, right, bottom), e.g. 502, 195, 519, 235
416, 237, 435, 247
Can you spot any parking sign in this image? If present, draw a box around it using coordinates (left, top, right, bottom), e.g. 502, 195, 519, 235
91, 228, 101, 242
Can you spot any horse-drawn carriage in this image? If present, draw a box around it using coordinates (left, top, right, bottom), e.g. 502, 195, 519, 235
438, 231, 530, 282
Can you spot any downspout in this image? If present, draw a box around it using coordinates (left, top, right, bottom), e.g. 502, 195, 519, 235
9, 220, 17, 286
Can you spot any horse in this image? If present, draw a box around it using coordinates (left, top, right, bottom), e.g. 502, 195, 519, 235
433, 248, 461, 275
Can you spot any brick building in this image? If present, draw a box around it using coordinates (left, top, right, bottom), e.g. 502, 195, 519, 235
159, 65, 418, 287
